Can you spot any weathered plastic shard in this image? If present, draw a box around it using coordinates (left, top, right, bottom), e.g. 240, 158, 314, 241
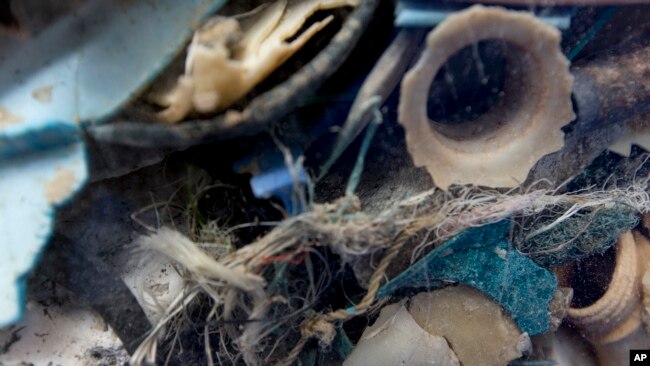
0, 0, 228, 141
157, 0, 361, 123
409, 286, 529, 366
398, 5, 574, 189
0, 143, 87, 327
343, 303, 460, 366
378, 221, 557, 335
0, 0, 231, 328
527, 326, 598, 366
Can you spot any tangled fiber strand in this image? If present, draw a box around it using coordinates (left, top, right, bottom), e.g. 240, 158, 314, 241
405, 180, 650, 259
131, 176, 650, 365
520, 204, 640, 266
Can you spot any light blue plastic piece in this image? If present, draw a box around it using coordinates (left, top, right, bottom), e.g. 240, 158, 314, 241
395, 1, 574, 29
0, 0, 227, 327
0, 0, 226, 157
251, 167, 308, 199
250, 166, 308, 215
0, 143, 87, 326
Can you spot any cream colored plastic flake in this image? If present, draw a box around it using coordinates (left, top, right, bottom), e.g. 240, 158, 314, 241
344, 303, 460, 366
409, 285, 527, 366
398, 5, 575, 189
158, 0, 359, 123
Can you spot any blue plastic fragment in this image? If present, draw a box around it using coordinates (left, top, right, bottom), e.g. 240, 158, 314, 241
378, 221, 557, 335
395, 0, 575, 29
250, 166, 307, 199
0, 0, 227, 144
333, 327, 354, 360
235, 141, 308, 215
0, 142, 87, 327
250, 165, 308, 215
0, 0, 228, 327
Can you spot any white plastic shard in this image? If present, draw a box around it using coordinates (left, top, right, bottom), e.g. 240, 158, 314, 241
120, 254, 185, 324
343, 302, 460, 366
0, 297, 127, 365
530, 328, 598, 366
398, 5, 575, 190
158, 0, 360, 123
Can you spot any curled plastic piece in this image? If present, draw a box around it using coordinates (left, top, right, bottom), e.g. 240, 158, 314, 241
568, 231, 650, 366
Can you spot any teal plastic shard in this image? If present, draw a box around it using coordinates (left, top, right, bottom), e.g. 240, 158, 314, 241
378, 221, 557, 335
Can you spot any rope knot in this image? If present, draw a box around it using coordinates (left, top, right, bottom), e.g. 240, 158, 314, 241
301, 317, 336, 348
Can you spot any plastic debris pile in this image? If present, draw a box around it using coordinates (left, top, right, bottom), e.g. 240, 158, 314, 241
1, 1, 650, 366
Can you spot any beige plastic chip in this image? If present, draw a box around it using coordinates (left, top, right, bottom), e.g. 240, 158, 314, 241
158, 0, 359, 123
398, 5, 575, 189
